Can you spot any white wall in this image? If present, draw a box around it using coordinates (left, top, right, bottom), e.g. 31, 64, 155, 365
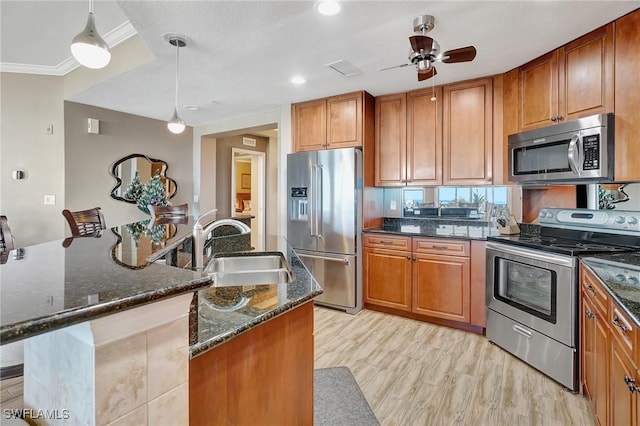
64, 101, 193, 230
0, 73, 66, 246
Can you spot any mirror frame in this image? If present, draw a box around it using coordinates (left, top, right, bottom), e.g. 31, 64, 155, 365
109, 153, 178, 203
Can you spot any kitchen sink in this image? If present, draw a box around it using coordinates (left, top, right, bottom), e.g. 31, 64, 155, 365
204, 252, 292, 286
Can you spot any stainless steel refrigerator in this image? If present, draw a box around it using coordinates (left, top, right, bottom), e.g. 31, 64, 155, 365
287, 147, 362, 314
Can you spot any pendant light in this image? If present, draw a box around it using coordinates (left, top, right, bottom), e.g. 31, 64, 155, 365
70, 0, 111, 69
166, 35, 187, 134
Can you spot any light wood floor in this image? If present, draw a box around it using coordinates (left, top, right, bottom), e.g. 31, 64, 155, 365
314, 306, 595, 426
1, 307, 595, 426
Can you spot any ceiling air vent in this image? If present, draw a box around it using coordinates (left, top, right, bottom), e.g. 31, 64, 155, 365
324, 59, 362, 77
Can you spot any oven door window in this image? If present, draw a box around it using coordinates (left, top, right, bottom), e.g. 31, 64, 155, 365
513, 140, 572, 175
495, 258, 557, 323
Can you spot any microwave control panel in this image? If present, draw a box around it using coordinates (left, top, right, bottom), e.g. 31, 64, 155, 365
582, 134, 600, 171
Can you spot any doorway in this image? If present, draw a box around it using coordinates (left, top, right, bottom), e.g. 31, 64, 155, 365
231, 148, 266, 251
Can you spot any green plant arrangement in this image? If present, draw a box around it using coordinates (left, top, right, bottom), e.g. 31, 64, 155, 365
126, 219, 168, 246
598, 185, 616, 210
123, 171, 144, 202
137, 175, 171, 214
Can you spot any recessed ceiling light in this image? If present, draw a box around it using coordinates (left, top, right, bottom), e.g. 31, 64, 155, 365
315, 0, 341, 16
291, 75, 307, 85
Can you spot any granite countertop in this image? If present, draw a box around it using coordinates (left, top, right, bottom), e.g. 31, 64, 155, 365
189, 238, 323, 358
0, 214, 323, 358
581, 252, 640, 327
0, 222, 212, 345
364, 217, 502, 240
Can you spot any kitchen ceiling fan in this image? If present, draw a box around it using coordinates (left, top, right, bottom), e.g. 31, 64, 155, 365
379, 15, 477, 81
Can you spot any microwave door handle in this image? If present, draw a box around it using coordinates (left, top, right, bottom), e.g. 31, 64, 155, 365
568, 134, 581, 175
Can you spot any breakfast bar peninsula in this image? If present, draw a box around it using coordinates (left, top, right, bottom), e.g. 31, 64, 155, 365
0, 217, 321, 425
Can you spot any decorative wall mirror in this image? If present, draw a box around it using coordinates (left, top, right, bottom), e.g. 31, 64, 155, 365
109, 154, 178, 203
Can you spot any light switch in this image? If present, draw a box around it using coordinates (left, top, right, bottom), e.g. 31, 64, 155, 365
44, 195, 56, 205
88, 118, 100, 134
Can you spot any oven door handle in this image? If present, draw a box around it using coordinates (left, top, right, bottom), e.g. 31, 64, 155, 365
513, 324, 533, 339
486, 242, 575, 268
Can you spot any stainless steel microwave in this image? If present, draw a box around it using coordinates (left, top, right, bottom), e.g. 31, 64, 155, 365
508, 113, 614, 184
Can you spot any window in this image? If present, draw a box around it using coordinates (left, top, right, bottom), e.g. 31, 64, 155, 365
437, 187, 508, 206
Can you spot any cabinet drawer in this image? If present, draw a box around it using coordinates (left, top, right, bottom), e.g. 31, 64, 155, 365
363, 234, 411, 250
580, 265, 609, 317
610, 303, 637, 362
413, 238, 470, 257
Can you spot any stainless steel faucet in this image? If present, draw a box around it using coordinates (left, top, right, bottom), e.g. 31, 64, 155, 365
192, 210, 251, 270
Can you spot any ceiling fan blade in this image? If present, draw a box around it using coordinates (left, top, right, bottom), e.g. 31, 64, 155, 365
417, 67, 437, 81
378, 63, 411, 71
441, 46, 477, 63
409, 35, 434, 53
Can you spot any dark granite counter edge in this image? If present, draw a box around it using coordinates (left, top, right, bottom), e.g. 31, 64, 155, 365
362, 228, 494, 241
580, 260, 640, 328
0, 275, 212, 345
188, 289, 322, 358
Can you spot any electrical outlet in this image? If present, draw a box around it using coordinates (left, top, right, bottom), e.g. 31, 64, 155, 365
45, 124, 54, 135
390, 200, 397, 210
44, 195, 56, 205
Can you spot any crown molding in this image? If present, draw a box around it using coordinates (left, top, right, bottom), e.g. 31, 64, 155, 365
0, 21, 137, 76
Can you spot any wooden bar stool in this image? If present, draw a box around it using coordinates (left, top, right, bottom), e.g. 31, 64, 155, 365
62, 207, 106, 237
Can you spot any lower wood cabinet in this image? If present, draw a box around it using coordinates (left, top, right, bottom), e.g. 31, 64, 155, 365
189, 301, 314, 425
580, 264, 639, 426
582, 292, 610, 426
363, 246, 412, 311
412, 239, 471, 323
363, 233, 485, 331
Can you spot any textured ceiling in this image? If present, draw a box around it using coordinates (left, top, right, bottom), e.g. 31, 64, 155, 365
1, 1, 638, 127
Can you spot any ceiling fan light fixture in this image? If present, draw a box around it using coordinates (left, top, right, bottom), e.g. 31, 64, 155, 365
315, 0, 341, 16
70, 4, 111, 69
167, 107, 185, 134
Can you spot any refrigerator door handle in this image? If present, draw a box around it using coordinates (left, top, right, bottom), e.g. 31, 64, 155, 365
309, 165, 317, 237
297, 253, 350, 264
316, 164, 323, 238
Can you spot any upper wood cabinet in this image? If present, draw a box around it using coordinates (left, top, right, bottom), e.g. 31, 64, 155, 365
374, 88, 443, 186
292, 91, 369, 152
407, 88, 443, 185
374, 93, 406, 186
614, 9, 640, 182
443, 77, 493, 185
519, 24, 614, 132
292, 98, 326, 151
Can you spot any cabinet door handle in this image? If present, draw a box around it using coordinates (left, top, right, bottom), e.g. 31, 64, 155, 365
612, 315, 630, 333
586, 311, 595, 320
557, 115, 564, 121
406, 256, 411, 260
586, 284, 597, 295
624, 374, 640, 393
379, 240, 394, 245
550, 116, 557, 122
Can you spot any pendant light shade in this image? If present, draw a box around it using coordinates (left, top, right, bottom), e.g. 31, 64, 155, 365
166, 35, 187, 135
167, 107, 186, 134
71, 1, 111, 69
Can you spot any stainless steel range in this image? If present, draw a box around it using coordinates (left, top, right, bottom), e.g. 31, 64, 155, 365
486, 208, 640, 391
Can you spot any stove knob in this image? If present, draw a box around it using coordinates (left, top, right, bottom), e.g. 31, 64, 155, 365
539, 210, 547, 219
615, 274, 627, 283
628, 276, 639, 286
627, 216, 639, 225
546, 212, 554, 219
615, 216, 626, 224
